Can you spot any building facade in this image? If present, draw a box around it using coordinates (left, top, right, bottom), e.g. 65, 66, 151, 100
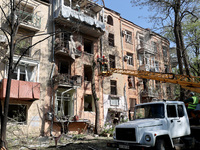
0, 0, 172, 137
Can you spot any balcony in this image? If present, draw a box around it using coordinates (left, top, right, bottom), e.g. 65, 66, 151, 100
54, 37, 82, 59
137, 43, 155, 54
0, 79, 40, 101
16, 10, 41, 31
53, 74, 82, 87
54, 3, 105, 37
141, 88, 158, 98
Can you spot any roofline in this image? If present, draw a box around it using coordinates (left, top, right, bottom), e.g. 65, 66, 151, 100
104, 7, 169, 44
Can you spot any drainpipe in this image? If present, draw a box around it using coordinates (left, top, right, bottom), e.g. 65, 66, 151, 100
50, 0, 55, 136
120, 17, 124, 69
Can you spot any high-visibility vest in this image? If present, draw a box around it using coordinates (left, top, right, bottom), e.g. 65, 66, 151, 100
188, 96, 199, 110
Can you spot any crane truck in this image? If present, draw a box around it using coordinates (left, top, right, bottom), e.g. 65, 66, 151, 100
97, 56, 200, 149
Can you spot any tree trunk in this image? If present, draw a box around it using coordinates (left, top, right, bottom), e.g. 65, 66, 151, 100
0, 1, 15, 148
173, 0, 186, 101
91, 61, 100, 134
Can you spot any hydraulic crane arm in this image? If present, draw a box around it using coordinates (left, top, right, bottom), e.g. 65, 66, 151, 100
100, 68, 200, 93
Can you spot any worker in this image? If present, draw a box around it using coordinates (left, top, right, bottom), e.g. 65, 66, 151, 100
184, 92, 199, 117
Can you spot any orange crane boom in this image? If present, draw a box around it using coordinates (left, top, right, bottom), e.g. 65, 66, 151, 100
100, 68, 200, 93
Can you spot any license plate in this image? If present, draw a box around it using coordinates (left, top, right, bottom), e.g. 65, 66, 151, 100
119, 145, 130, 149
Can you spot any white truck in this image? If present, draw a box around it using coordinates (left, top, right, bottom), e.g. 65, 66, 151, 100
107, 100, 200, 150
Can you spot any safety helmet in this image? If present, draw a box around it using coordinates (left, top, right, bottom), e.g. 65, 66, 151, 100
190, 92, 194, 96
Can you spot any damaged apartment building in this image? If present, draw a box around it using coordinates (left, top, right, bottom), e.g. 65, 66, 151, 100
0, 0, 173, 137
102, 7, 172, 125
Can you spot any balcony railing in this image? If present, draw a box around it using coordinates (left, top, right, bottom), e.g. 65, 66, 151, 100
54, 38, 82, 58
53, 74, 82, 87
54, 4, 105, 37
0, 79, 40, 101
138, 43, 155, 54
141, 88, 159, 98
16, 10, 41, 30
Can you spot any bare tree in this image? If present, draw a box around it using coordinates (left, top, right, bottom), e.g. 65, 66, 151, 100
131, 0, 200, 100
0, 0, 54, 148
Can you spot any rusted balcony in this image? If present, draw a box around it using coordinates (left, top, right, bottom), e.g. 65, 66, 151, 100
53, 74, 82, 87
54, 38, 82, 58
0, 78, 40, 101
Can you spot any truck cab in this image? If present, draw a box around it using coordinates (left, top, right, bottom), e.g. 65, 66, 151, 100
110, 100, 191, 149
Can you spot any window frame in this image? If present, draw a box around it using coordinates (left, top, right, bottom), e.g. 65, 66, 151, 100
167, 105, 177, 118
108, 33, 115, 47
107, 15, 113, 25
110, 80, 117, 95
125, 30, 132, 44
109, 55, 116, 68
128, 76, 135, 89
110, 97, 119, 106
84, 94, 94, 112
8, 104, 27, 124
127, 53, 134, 66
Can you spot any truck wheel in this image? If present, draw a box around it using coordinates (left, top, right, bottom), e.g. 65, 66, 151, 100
155, 138, 166, 150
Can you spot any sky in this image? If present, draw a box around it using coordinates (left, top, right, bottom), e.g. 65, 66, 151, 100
104, 0, 154, 30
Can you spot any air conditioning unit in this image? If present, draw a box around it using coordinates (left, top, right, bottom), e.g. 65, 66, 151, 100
0, 35, 6, 43
122, 30, 127, 37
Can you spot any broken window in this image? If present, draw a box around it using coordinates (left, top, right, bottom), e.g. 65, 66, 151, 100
128, 76, 135, 88
125, 30, 132, 43
84, 39, 93, 54
11, 64, 35, 82
108, 33, 114, 47
109, 55, 115, 68
59, 61, 70, 74
110, 80, 117, 95
127, 53, 133, 66
110, 97, 119, 106
8, 104, 27, 124
129, 98, 136, 112
55, 31, 70, 50
107, 15, 113, 25
84, 95, 94, 112
84, 65, 92, 81
55, 88, 73, 118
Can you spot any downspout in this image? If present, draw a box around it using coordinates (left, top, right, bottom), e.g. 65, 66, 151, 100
120, 17, 127, 113
120, 17, 124, 69
50, 0, 55, 136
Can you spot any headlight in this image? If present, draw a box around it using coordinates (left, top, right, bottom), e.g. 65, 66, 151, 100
145, 135, 151, 142
113, 130, 116, 139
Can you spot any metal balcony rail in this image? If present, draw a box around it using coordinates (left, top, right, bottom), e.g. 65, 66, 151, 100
16, 10, 41, 29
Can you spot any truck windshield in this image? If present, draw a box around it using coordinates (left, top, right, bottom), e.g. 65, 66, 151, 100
134, 104, 165, 119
